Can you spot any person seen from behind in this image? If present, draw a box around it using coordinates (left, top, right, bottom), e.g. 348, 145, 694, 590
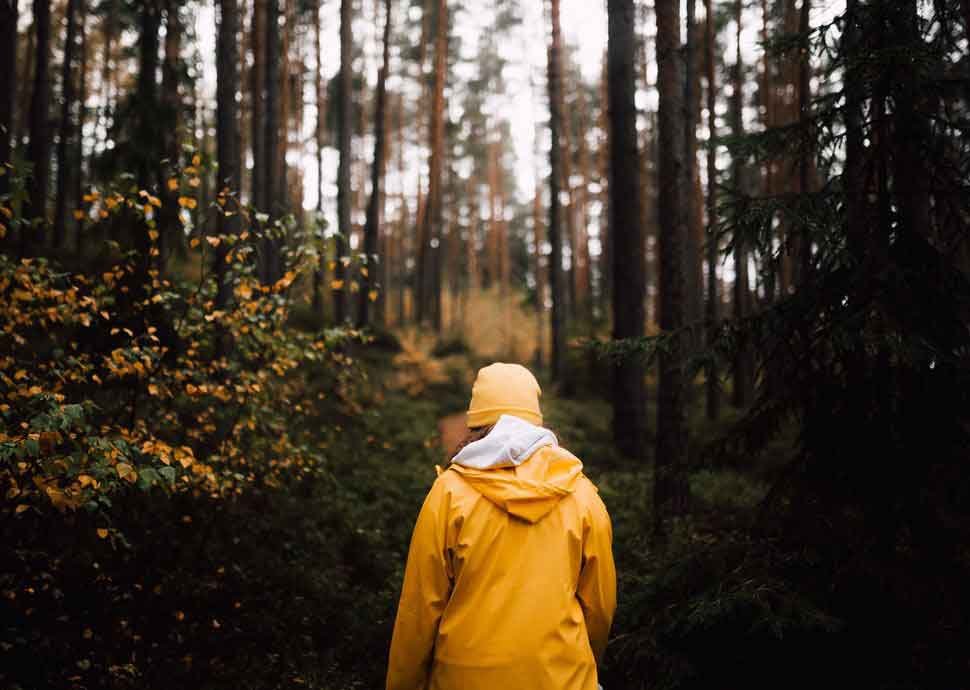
386, 362, 617, 690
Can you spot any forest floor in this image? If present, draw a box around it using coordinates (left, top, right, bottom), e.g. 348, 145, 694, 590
2, 324, 784, 690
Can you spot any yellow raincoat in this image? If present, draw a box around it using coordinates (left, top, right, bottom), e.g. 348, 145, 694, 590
386, 414, 616, 690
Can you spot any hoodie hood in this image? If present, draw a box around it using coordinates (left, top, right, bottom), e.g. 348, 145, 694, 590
450, 415, 583, 523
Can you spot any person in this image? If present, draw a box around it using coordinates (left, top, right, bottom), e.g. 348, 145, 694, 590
386, 362, 616, 690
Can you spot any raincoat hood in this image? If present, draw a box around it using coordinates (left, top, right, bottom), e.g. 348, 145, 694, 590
450, 414, 583, 523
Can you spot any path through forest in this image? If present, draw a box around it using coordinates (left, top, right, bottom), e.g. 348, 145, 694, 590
437, 412, 468, 461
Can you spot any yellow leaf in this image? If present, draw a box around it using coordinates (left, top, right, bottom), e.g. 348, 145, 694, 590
368, 289, 379, 302
189, 177, 201, 188
360, 267, 369, 278
205, 236, 221, 247
192, 154, 201, 166
148, 384, 160, 396
73, 209, 86, 220
14, 369, 27, 380
149, 195, 162, 208
15, 504, 29, 515
167, 178, 179, 191
78, 475, 98, 488
190, 237, 200, 248
148, 229, 159, 241
178, 196, 197, 210
116, 463, 138, 483
97, 528, 109, 539
0, 205, 11, 219
330, 280, 344, 290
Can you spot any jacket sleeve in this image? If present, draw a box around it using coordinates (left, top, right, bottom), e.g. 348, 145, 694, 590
577, 488, 617, 665
386, 477, 454, 690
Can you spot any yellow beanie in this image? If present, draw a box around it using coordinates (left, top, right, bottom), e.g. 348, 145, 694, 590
467, 362, 543, 428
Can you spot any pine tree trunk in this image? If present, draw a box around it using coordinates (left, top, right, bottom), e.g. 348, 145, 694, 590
796, 0, 813, 283
53, 0, 78, 248
312, 0, 327, 319
559, 68, 578, 321
731, 0, 753, 408
417, 0, 447, 330
159, 0, 182, 264
533, 188, 546, 367
215, 0, 241, 310
358, 0, 393, 327
574, 82, 594, 324
684, 0, 702, 352
333, 0, 352, 322
0, 0, 17, 200
250, 0, 266, 212
547, 0, 567, 381
396, 93, 408, 325
261, 0, 281, 284
704, 0, 720, 421
73, 0, 87, 252
607, 0, 648, 459
654, 0, 691, 537
25, 0, 53, 238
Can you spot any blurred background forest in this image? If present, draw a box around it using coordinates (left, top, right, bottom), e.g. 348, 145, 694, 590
2, 0, 969, 688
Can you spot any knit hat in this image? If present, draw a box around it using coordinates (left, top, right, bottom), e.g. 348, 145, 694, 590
467, 363, 543, 428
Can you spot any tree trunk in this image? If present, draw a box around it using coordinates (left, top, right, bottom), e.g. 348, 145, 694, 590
73, 0, 87, 252
395, 93, 408, 326
654, 0, 691, 537
731, 0, 754, 408
358, 0, 392, 327
704, 0, 720, 421
25, 0, 53, 237
533, 187, 546, 367
607, 0, 648, 459
261, 0, 281, 284
250, 0, 266, 212
333, 0, 352, 322
215, 0, 241, 310
574, 81, 594, 324
417, 0, 447, 330
0, 0, 17, 199
547, 0, 567, 381
795, 0, 813, 283
684, 0, 704, 350
53, 0, 78, 248
159, 0, 182, 264
559, 66, 578, 321
312, 0, 327, 319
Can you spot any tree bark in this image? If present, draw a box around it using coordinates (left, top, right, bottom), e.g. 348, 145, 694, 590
546, 0, 567, 381
417, 0, 448, 330
654, 0, 691, 536
250, 0, 266, 212
215, 0, 241, 310
358, 0, 393, 327
53, 0, 78, 248
704, 0, 720, 421
333, 0, 352, 322
25, 0, 53, 237
159, 0, 182, 264
73, 0, 87, 252
312, 0, 327, 319
261, 0, 281, 284
607, 0, 648, 459
684, 0, 703, 352
731, 0, 754, 408
0, 0, 17, 199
